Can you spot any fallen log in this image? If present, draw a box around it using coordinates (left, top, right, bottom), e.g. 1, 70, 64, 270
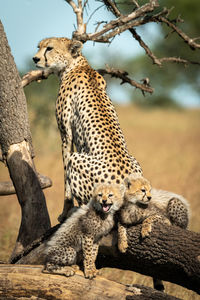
11, 222, 200, 294
0, 264, 180, 300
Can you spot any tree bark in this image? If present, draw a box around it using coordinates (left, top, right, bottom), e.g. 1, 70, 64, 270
0, 173, 52, 195
0, 20, 51, 258
0, 264, 181, 300
12, 223, 200, 294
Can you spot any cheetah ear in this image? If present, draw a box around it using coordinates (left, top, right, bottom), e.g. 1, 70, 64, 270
124, 177, 131, 189
119, 184, 126, 196
69, 40, 83, 58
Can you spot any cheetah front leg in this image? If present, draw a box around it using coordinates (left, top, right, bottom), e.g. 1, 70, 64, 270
58, 136, 74, 223
118, 222, 128, 253
82, 235, 99, 279
141, 214, 171, 238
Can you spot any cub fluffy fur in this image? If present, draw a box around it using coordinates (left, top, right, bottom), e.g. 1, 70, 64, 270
117, 174, 190, 291
44, 183, 125, 279
118, 174, 190, 253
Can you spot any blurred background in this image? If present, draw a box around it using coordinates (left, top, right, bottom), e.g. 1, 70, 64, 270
0, 1, 200, 299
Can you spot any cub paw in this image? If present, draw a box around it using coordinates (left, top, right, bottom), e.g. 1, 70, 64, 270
43, 264, 76, 277
118, 240, 128, 253
141, 223, 152, 238
84, 266, 98, 279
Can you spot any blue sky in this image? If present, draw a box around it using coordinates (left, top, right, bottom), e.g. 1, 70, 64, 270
0, 0, 199, 107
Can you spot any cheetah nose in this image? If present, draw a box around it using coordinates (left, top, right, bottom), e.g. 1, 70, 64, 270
147, 196, 151, 201
102, 199, 107, 204
33, 56, 40, 64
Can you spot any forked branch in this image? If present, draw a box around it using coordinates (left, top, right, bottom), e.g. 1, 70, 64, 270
101, 0, 200, 66
22, 0, 200, 93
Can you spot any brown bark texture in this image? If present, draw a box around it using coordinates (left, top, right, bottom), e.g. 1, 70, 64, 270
0, 173, 52, 195
0, 264, 181, 300
0, 20, 51, 258
12, 223, 200, 294
0, 20, 32, 156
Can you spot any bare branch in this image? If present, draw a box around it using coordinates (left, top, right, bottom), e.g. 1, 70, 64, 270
21, 69, 53, 88
155, 15, 200, 50
101, 1, 200, 65
77, 0, 159, 42
159, 57, 200, 66
0, 174, 52, 196
98, 65, 154, 94
65, 0, 86, 36
102, 0, 122, 16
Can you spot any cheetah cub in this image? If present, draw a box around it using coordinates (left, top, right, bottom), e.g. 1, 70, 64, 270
43, 183, 125, 279
118, 174, 190, 253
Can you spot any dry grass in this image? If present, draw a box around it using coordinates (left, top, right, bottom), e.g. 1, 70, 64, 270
0, 105, 199, 299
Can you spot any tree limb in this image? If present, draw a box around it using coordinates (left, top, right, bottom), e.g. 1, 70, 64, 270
12, 222, 200, 294
65, 0, 86, 36
21, 69, 53, 88
101, 1, 200, 65
0, 173, 52, 196
98, 65, 154, 94
0, 264, 181, 300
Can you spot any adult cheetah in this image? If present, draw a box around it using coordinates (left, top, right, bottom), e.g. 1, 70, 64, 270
33, 37, 142, 221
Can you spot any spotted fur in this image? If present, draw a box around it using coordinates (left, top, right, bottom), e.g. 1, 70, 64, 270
33, 37, 142, 221
43, 183, 125, 279
118, 174, 190, 291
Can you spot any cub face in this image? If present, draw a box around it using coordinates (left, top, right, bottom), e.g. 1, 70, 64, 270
92, 184, 125, 214
32, 37, 83, 74
124, 175, 152, 205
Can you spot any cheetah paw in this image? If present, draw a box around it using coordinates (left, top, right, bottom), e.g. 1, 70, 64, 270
84, 267, 98, 279
43, 265, 77, 277
118, 240, 128, 253
141, 224, 152, 239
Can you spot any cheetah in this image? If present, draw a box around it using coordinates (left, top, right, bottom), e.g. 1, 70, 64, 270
33, 37, 142, 221
117, 174, 190, 291
43, 183, 125, 279
118, 174, 190, 252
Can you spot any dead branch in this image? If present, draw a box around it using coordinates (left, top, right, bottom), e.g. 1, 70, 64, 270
75, 0, 159, 42
101, 0, 200, 66
98, 65, 154, 94
154, 15, 200, 50
0, 173, 52, 196
21, 69, 53, 88
12, 222, 200, 294
0, 264, 181, 300
65, 0, 86, 36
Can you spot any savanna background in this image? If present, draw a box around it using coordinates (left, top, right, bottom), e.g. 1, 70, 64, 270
0, 0, 200, 299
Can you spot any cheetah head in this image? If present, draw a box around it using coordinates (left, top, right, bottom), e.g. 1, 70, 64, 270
33, 37, 83, 74
92, 184, 125, 214
124, 174, 152, 207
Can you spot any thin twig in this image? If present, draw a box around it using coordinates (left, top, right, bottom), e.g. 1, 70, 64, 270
154, 15, 200, 50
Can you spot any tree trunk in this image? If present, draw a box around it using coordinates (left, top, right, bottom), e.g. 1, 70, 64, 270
12, 223, 200, 294
0, 264, 181, 300
0, 20, 51, 259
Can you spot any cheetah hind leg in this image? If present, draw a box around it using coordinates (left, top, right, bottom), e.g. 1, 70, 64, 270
43, 263, 79, 277
167, 197, 189, 229
141, 214, 171, 238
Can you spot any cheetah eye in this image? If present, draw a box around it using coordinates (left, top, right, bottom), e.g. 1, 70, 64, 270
108, 193, 113, 198
98, 193, 102, 197
46, 46, 53, 52
141, 189, 146, 193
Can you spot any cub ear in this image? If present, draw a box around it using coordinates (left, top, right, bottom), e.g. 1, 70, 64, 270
124, 177, 131, 189
69, 40, 83, 57
119, 184, 126, 196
